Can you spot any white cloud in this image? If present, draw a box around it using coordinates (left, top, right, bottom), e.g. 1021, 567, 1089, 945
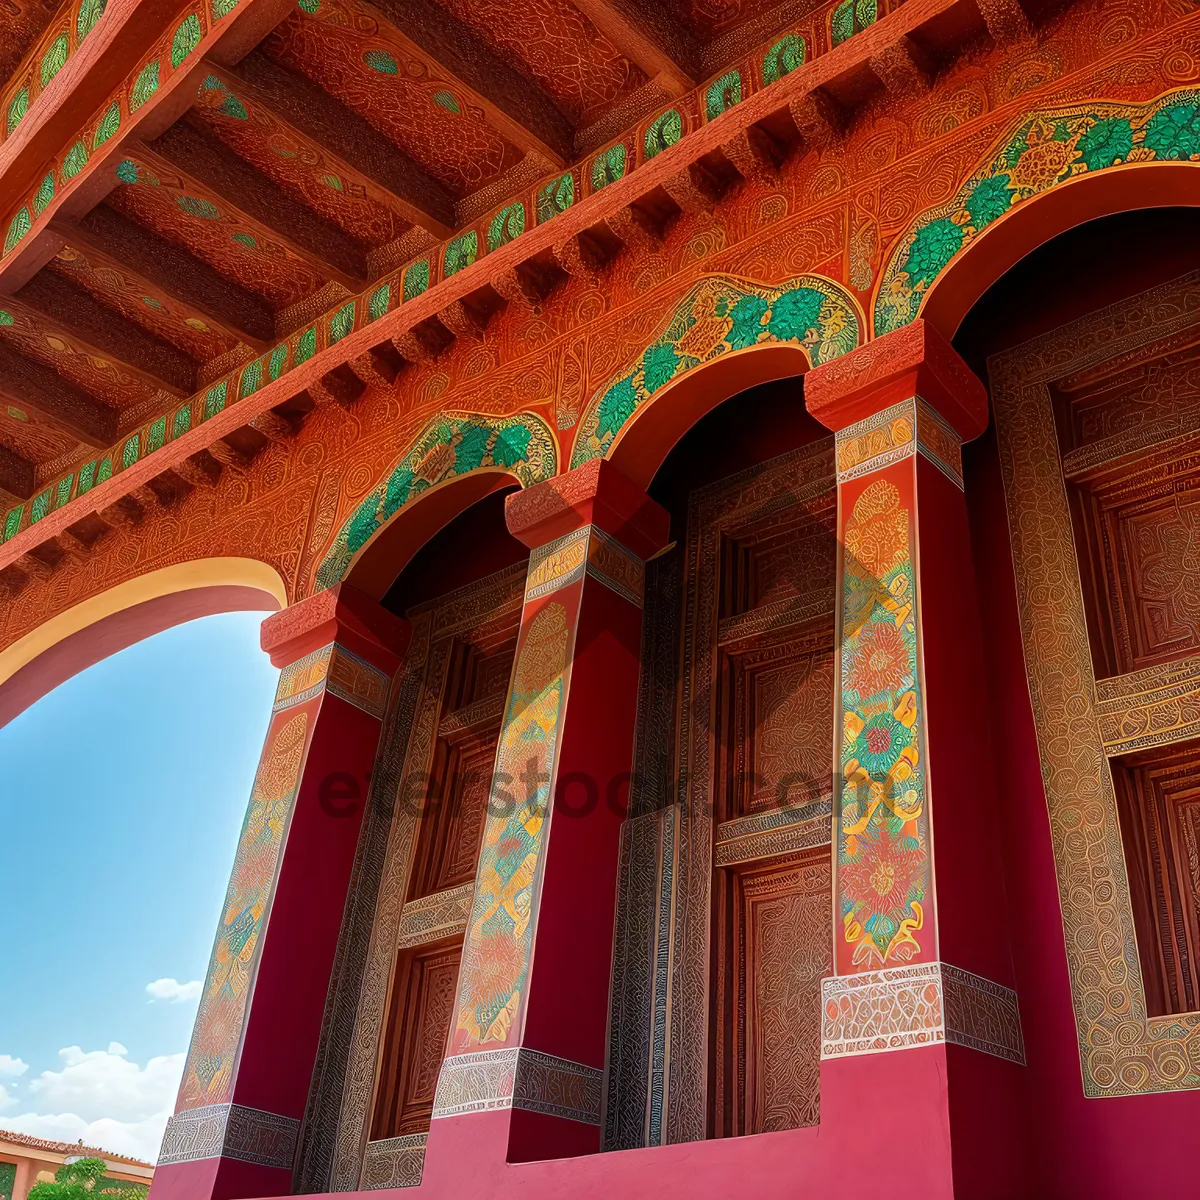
5, 1045, 186, 1164
144, 978, 202, 1005
0, 1082, 15, 1110
0, 1054, 29, 1078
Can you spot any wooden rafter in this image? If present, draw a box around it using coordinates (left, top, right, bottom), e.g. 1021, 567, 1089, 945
567, 0, 701, 94
53, 210, 275, 352
0, 342, 119, 449
137, 126, 369, 292
210, 53, 457, 238
366, 0, 575, 164
9, 274, 198, 398
0, 443, 36, 501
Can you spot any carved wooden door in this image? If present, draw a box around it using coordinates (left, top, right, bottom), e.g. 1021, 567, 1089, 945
605, 439, 837, 1148
301, 565, 524, 1192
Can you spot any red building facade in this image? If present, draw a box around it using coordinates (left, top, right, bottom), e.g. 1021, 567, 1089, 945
2, 0, 1200, 1193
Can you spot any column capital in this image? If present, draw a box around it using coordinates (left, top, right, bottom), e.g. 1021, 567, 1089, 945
505, 458, 669, 559
260, 582, 409, 670
805, 319, 988, 441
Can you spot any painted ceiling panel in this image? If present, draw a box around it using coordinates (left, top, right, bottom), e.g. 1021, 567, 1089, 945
188, 81, 411, 248
263, 2, 521, 197
106, 161, 327, 311
437, 0, 644, 128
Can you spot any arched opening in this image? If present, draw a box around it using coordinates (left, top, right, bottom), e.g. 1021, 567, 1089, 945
953, 205, 1200, 1197
920, 164, 1200, 341
606, 370, 837, 1149
343, 468, 525, 603
0, 608, 280, 1164
0, 558, 286, 729
300, 482, 530, 1192
608, 344, 813, 491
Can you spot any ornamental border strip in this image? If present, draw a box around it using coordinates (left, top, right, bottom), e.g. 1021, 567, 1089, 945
1, 0, 252, 267
0, 0, 897, 553
2, 0, 117, 147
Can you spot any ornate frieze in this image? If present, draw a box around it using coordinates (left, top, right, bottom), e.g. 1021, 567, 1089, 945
714, 795, 832, 867
820, 962, 1024, 1064
159, 1102, 300, 1170
432, 1048, 603, 1125
1096, 654, 1200, 756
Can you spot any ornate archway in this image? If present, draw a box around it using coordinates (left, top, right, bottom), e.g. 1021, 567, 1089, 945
311, 411, 558, 595
570, 273, 863, 488
873, 89, 1200, 340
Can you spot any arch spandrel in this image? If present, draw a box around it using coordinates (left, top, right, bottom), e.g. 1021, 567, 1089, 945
311, 410, 558, 596
570, 273, 864, 477
873, 89, 1200, 340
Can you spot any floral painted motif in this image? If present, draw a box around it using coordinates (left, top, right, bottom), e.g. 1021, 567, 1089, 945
314, 412, 556, 589
875, 89, 1200, 336
453, 601, 571, 1049
837, 478, 928, 970
572, 274, 861, 466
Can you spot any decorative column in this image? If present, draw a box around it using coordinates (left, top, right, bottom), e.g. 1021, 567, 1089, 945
805, 321, 1028, 1197
425, 459, 669, 1173
151, 585, 409, 1200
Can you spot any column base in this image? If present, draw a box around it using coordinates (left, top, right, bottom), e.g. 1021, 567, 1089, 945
821, 962, 1030, 1199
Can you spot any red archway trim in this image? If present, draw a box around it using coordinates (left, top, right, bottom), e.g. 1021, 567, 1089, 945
921, 162, 1200, 341
0, 557, 285, 728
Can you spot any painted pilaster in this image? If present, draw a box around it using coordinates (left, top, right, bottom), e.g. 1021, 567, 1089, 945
150, 585, 409, 1200
805, 321, 1029, 1198
425, 459, 669, 1173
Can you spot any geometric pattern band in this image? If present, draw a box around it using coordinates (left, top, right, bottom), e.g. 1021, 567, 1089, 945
820, 961, 1024, 1064
524, 524, 645, 608
273, 642, 392, 719
834, 395, 964, 489
431, 1047, 603, 1125
157, 1102, 300, 1169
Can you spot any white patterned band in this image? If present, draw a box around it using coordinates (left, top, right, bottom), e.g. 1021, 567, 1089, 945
158, 1102, 300, 1169
821, 961, 1024, 1064
432, 1047, 603, 1124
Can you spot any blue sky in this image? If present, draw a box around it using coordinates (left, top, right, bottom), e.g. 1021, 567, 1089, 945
0, 612, 279, 1163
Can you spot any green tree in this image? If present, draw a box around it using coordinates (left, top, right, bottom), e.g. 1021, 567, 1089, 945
29, 1160, 137, 1200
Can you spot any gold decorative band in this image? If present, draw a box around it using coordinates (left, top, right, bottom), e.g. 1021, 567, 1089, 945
524, 525, 645, 607
273, 642, 391, 719
834, 396, 964, 488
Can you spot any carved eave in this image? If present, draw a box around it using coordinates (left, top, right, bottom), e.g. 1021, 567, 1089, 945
0, 0, 1035, 582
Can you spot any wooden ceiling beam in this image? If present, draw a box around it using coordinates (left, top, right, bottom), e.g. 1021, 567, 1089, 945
53, 209, 276, 352
0, 443, 36, 501
567, 0, 701, 94
211, 54, 457, 238
366, 0, 575, 164
138, 125, 369, 292
0, 344, 119, 449
10, 274, 199, 399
